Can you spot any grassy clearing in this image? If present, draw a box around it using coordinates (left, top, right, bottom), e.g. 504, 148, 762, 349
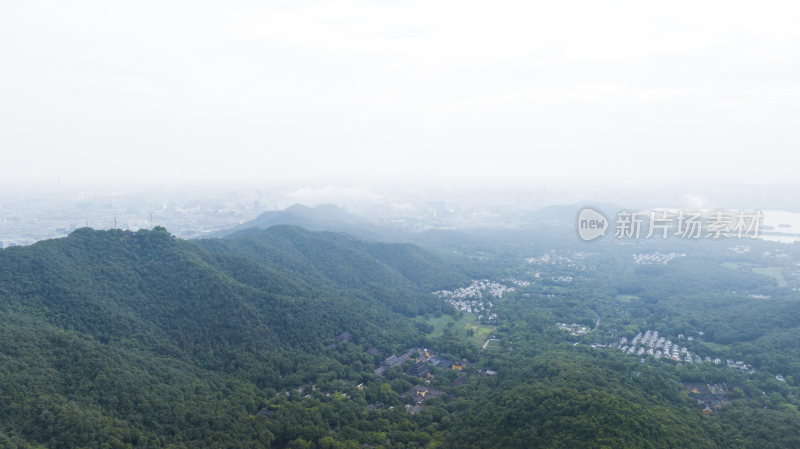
702, 341, 730, 352
482, 338, 504, 352
419, 312, 495, 347
721, 262, 785, 287
753, 266, 786, 287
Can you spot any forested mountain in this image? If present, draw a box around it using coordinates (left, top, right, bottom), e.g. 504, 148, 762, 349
200, 225, 469, 293
2, 225, 800, 448
0, 226, 461, 448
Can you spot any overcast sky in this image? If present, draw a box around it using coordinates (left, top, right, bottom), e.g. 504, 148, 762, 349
2, 0, 798, 186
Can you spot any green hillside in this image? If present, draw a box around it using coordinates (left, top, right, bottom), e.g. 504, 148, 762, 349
0, 227, 454, 448
2, 226, 800, 448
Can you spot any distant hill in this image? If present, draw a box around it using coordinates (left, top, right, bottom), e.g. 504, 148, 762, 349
211, 203, 385, 239
210, 202, 621, 257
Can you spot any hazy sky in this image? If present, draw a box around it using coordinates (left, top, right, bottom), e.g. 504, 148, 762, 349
2, 0, 799, 186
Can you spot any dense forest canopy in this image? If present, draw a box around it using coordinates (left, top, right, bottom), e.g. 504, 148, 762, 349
1, 224, 799, 448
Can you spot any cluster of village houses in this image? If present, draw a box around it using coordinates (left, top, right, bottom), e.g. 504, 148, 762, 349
612, 330, 755, 373
526, 251, 589, 282
631, 252, 686, 264
556, 322, 590, 336
526, 251, 588, 270
374, 347, 471, 377
615, 330, 700, 362
684, 382, 733, 415
432, 279, 513, 320
399, 385, 446, 414
531, 272, 574, 283
370, 346, 492, 414
267, 334, 487, 416
507, 278, 531, 287
433, 279, 515, 300
551, 275, 574, 283
555, 325, 756, 374
335, 332, 492, 385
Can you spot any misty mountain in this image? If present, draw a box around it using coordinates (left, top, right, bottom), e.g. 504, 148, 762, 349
211, 203, 385, 239
209, 202, 612, 258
